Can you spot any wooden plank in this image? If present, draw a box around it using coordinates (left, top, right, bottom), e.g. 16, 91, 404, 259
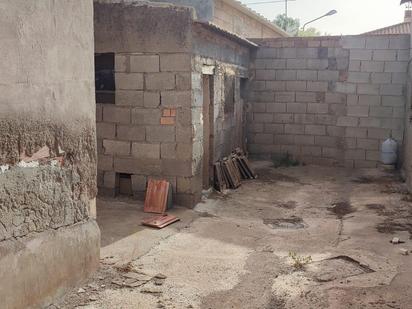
142, 214, 180, 229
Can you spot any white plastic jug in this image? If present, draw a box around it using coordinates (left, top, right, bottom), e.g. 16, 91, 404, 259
381, 138, 398, 165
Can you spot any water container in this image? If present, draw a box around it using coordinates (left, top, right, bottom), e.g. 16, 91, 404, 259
381, 138, 398, 165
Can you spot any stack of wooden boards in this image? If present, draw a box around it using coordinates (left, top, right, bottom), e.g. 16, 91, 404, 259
142, 179, 179, 229
214, 148, 257, 192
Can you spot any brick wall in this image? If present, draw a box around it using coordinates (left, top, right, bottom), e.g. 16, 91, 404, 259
213, 0, 284, 38
248, 35, 409, 168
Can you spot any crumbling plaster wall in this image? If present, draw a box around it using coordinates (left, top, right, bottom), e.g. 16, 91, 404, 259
94, 2, 200, 206
248, 35, 409, 168
0, 1, 99, 308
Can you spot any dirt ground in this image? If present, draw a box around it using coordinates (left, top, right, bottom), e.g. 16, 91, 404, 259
50, 161, 412, 309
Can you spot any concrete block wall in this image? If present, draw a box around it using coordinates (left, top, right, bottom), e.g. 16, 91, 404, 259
97, 52, 198, 206
248, 35, 409, 168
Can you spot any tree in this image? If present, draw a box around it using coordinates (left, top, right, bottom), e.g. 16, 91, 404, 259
273, 14, 324, 37
273, 14, 300, 36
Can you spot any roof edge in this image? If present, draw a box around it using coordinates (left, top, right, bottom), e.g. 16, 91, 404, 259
220, 0, 290, 37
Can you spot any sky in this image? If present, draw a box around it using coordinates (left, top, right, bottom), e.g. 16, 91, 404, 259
239, 0, 408, 35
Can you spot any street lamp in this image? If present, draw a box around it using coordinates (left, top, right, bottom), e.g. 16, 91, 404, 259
302, 10, 337, 31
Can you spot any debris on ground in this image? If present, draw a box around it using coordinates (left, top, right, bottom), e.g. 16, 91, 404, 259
390, 237, 405, 244
400, 248, 409, 255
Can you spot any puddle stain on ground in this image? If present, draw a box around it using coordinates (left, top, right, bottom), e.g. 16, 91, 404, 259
376, 220, 412, 239
328, 201, 355, 219
365, 204, 395, 216
351, 175, 401, 185
263, 217, 307, 229
310, 255, 374, 283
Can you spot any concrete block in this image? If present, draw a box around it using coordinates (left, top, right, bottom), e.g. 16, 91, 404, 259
276, 70, 297, 81
130, 55, 159, 72
347, 72, 370, 83
96, 104, 103, 122
254, 113, 273, 123
361, 61, 384, 72
285, 124, 304, 134
265, 81, 286, 90
115, 54, 127, 72
252, 102, 266, 112
264, 123, 284, 134
382, 95, 405, 107
97, 122, 116, 139
337, 58, 350, 70
380, 118, 404, 130
176, 72, 191, 90
349, 60, 361, 71
249, 123, 264, 133
287, 103, 307, 113
275, 92, 295, 102
357, 84, 380, 95
294, 114, 315, 124
98, 155, 113, 171
146, 72, 175, 90
144, 92, 161, 108
347, 95, 358, 105
366, 36, 389, 49
369, 106, 393, 118
350, 49, 372, 60
295, 135, 315, 145
322, 147, 340, 158
347, 106, 369, 117
266, 59, 287, 69
345, 149, 366, 160
307, 81, 328, 92
132, 143, 160, 159
132, 108, 161, 125
146, 125, 175, 142
116, 125, 145, 141
371, 72, 391, 84
380, 84, 403, 96
366, 150, 380, 161
389, 35, 410, 49
286, 81, 307, 91
256, 70, 275, 80
114, 157, 161, 175
161, 91, 191, 108
131, 175, 147, 192
115, 73, 144, 90
373, 50, 396, 61
346, 127, 367, 138
160, 54, 191, 72
334, 82, 356, 94
176, 126, 192, 143
318, 70, 339, 81
103, 105, 131, 124
367, 128, 391, 139
103, 139, 130, 155
307, 103, 328, 114
302, 146, 322, 156
277, 48, 297, 58
397, 49, 410, 61
250, 91, 275, 102
266, 102, 286, 113
358, 95, 381, 106
315, 114, 336, 125
161, 159, 193, 177
305, 125, 326, 135
256, 47, 278, 58
272, 114, 293, 123
296, 92, 316, 102
315, 136, 340, 147
116, 90, 144, 106
159, 142, 176, 159
327, 126, 345, 137
296, 48, 318, 59
384, 61, 408, 73
307, 59, 329, 70
341, 37, 366, 49
254, 133, 273, 144
287, 59, 306, 69
297, 70, 317, 81
337, 116, 358, 127
354, 160, 377, 168
393, 107, 404, 118
346, 137, 356, 149
392, 72, 407, 84
359, 118, 380, 128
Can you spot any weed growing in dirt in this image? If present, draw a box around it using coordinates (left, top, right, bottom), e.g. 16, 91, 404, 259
272, 153, 300, 168
288, 251, 312, 270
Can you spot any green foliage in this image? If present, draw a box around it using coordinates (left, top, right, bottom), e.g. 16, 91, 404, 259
289, 251, 312, 270
272, 153, 300, 168
273, 14, 325, 37
273, 14, 300, 36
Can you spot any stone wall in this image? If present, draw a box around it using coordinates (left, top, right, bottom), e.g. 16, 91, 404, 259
0, 1, 99, 308
248, 35, 409, 168
94, 2, 199, 206
213, 0, 285, 38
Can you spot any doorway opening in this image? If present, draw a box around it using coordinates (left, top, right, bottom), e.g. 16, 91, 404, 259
202, 74, 214, 189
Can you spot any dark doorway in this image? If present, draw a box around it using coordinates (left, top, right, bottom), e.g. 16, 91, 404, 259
202, 75, 214, 189
95, 53, 115, 104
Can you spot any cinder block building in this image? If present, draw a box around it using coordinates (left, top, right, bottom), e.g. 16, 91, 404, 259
94, 0, 287, 207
